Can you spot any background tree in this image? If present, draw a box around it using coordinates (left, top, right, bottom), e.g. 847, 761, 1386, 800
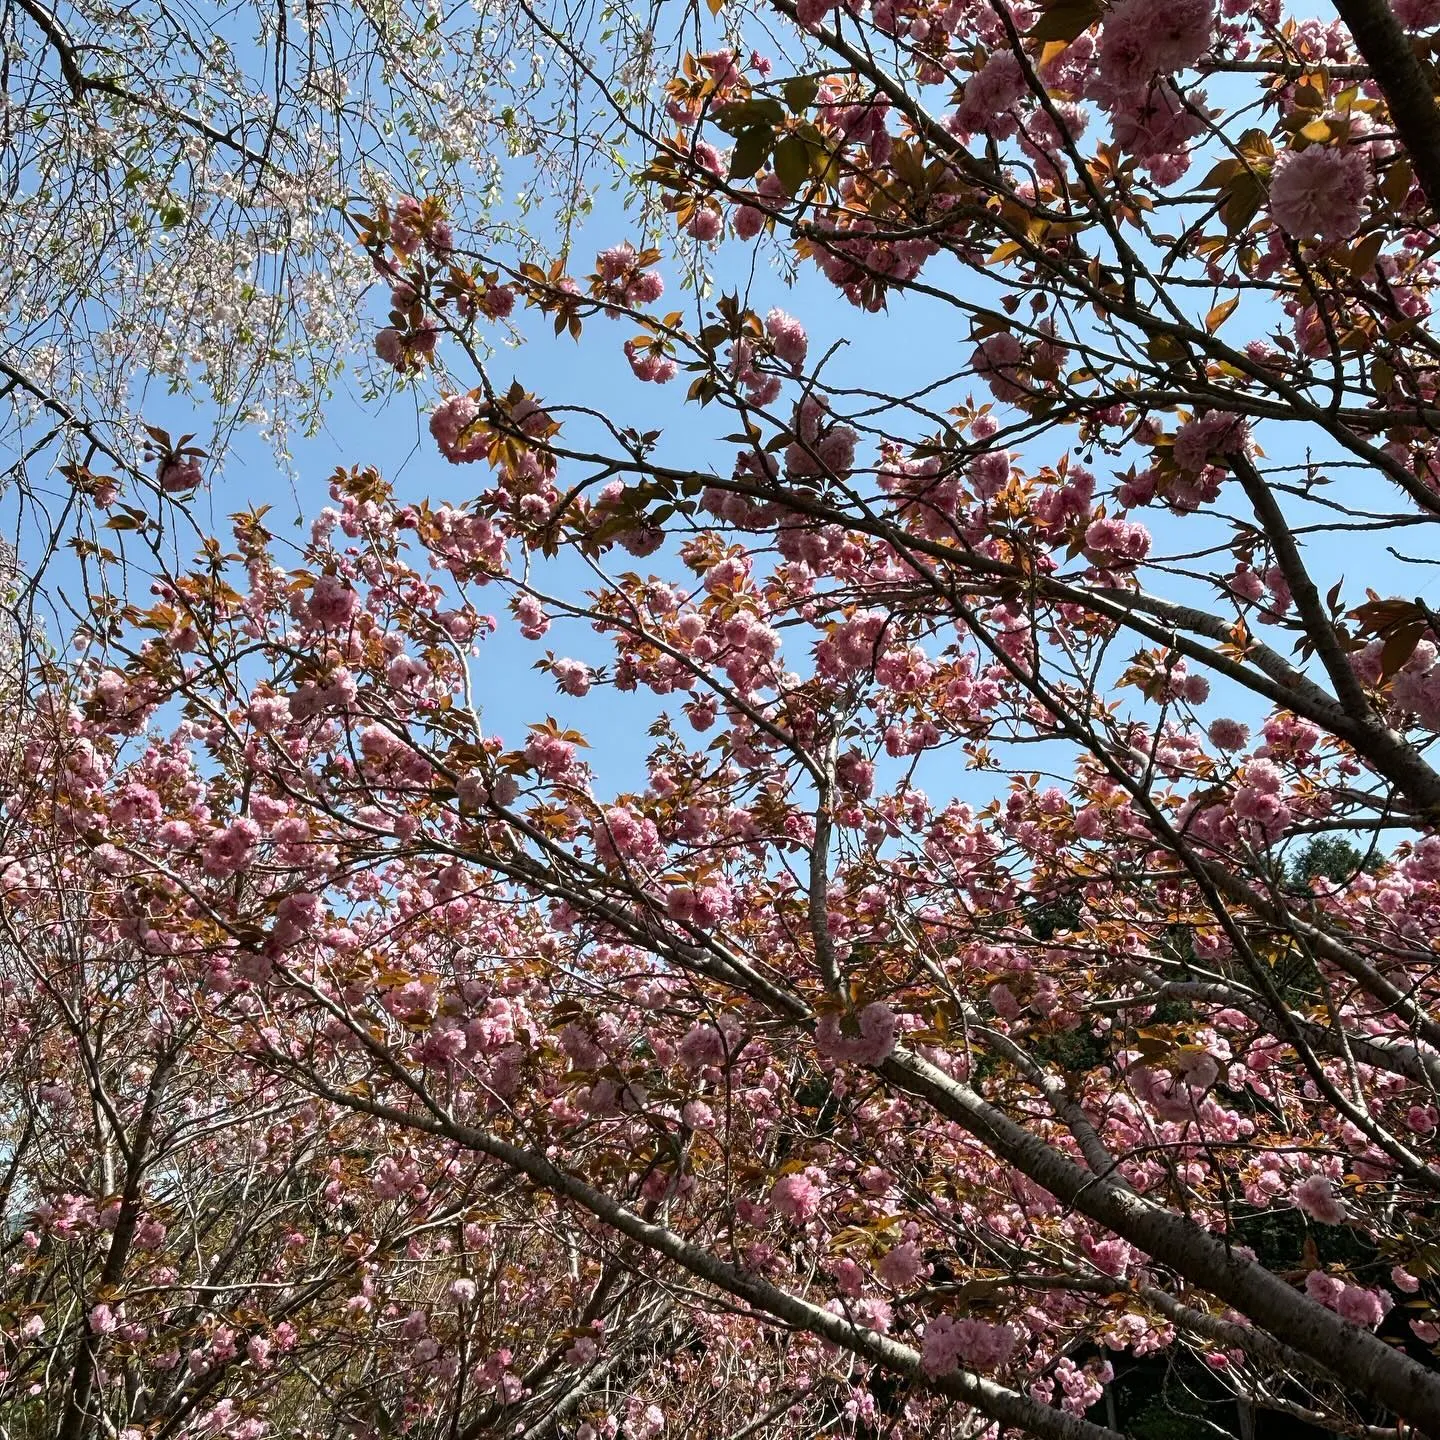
0, 0, 668, 629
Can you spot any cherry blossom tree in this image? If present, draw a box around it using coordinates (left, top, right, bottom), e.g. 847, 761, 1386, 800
12, 0, 1440, 1437
0, 702, 731, 1439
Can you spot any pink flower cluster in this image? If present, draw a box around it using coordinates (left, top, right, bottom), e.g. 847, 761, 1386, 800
815, 1002, 898, 1066
765, 309, 808, 369
1082, 516, 1151, 569
678, 1015, 744, 1070
1269, 145, 1372, 246
158, 456, 203, 494
1173, 410, 1251, 474
1293, 1174, 1346, 1224
389, 194, 453, 257
1231, 758, 1293, 842
430, 394, 487, 464
523, 730, 581, 782
304, 574, 359, 631
877, 1239, 928, 1289
624, 337, 678, 384
425, 503, 506, 580
514, 595, 549, 640
1208, 718, 1249, 750
1305, 1269, 1392, 1328
1035, 1357, 1115, 1416
1109, 83, 1206, 183
593, 805, 665, 869
375, 319, 439, 374
771, 1167, 826, 1224
920, 1315, 1018, 1375
784, 395, 858, 480
1094, 0, 1215, 102
551, 658, 593, 696
815, 610, 887, 679
1389, 638, 1440, 731
954, 51, 1027, 139
972, 332, 1029, 403
203, 818, 260, 878
728, 338, 783, 406
594, 243, 665, 312
664, 878, 734, 928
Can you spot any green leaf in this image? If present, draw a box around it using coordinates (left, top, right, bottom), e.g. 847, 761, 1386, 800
783, 76, 820, 113
1028, 0, 1101, 44
773, 134, 810, 197
1222, 172, 1265, 234
714, 98, 786, 134
729, 127, 774, 181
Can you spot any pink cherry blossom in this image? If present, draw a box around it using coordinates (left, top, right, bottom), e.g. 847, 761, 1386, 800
1268, 145, 1372, 245
1294, 1175, 1347, 1224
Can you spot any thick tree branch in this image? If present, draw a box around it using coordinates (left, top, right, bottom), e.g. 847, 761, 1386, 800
1332, 0, 1440, 220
